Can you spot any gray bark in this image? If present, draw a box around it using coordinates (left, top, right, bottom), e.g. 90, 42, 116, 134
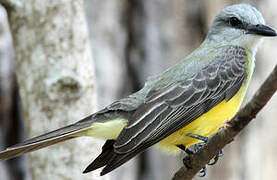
6, 0, 109, 179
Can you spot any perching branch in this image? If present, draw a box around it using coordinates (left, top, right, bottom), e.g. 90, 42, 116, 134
172, 64, 277, 180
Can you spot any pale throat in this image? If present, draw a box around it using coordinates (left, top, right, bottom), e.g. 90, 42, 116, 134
243, 35, 264, 57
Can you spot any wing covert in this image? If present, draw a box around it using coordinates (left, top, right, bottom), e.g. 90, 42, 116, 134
114, 46, 247, 154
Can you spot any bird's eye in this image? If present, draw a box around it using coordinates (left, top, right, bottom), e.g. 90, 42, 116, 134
229, 17, 242, 27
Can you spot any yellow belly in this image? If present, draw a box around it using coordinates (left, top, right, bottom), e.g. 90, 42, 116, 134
157, 85, 247, 153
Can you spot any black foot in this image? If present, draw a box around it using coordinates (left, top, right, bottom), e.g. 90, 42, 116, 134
193, 141, 205, 153
199, 166, 207, 177
186, 133, 208, 154
185, 133, 223, 177
196, 149, 223, 177
208, 149, 224, 166
178, 133, 224, 177
186, 133, 224, 165
182, 155, 192, 169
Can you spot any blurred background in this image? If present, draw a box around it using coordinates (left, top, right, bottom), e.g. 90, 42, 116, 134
0, 0, 277, 180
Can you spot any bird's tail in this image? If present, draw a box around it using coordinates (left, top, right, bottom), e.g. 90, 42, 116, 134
0, 115, 94, 161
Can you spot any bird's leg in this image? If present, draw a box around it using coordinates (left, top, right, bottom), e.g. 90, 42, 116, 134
186, 133, 224, 165
177, 144, 194, 155
177, 144, 206, 176
199, 166, 207, 177
186, 133, 208, 143
208, 149, 224, 165
183, 133, 207, 176
177, 144, 194, 169
178, 133, 224, 177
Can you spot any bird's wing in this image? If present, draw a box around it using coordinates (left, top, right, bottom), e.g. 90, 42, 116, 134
114, 48, 247, 153
100, 46, 247, 175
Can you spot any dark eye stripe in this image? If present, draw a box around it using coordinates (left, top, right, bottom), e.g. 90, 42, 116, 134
228, 17, 245, 29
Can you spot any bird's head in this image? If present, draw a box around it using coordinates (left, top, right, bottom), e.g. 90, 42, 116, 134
204, 4, 277, 54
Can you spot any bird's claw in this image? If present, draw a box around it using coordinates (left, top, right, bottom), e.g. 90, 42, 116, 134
182, 156, 192, 169
181, 133, 224, 177
199, 166, 207, 177
208, 149, 224, 166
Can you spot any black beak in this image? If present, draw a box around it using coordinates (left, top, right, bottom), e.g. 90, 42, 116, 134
246, 24, 277, 36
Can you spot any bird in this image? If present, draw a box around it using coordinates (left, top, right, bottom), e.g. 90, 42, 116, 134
0, 3, 276, 176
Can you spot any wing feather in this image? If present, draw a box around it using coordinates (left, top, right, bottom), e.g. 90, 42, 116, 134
114, 46, 247, 155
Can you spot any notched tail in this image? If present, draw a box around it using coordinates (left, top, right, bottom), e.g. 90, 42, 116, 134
83, 139, 146, 176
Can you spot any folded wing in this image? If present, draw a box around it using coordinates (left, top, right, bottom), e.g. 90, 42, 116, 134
101, 46, 247, 175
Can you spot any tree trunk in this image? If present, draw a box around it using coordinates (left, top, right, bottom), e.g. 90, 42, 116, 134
6, 1, 108, 179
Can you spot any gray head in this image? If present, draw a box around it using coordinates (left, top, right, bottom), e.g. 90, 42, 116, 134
203, 4, 276, 54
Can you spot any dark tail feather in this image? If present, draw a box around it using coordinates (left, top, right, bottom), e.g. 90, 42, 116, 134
83, 139, 138, 176
100, 152, 136, 176
0, 115, 94, 161
100, 145, 148, 176
83, 140, 116, 173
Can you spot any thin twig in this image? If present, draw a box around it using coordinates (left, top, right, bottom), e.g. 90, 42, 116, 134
172, 64, 277, 180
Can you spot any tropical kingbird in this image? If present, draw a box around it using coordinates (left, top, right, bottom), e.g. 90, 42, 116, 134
0, 4, 276, 176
